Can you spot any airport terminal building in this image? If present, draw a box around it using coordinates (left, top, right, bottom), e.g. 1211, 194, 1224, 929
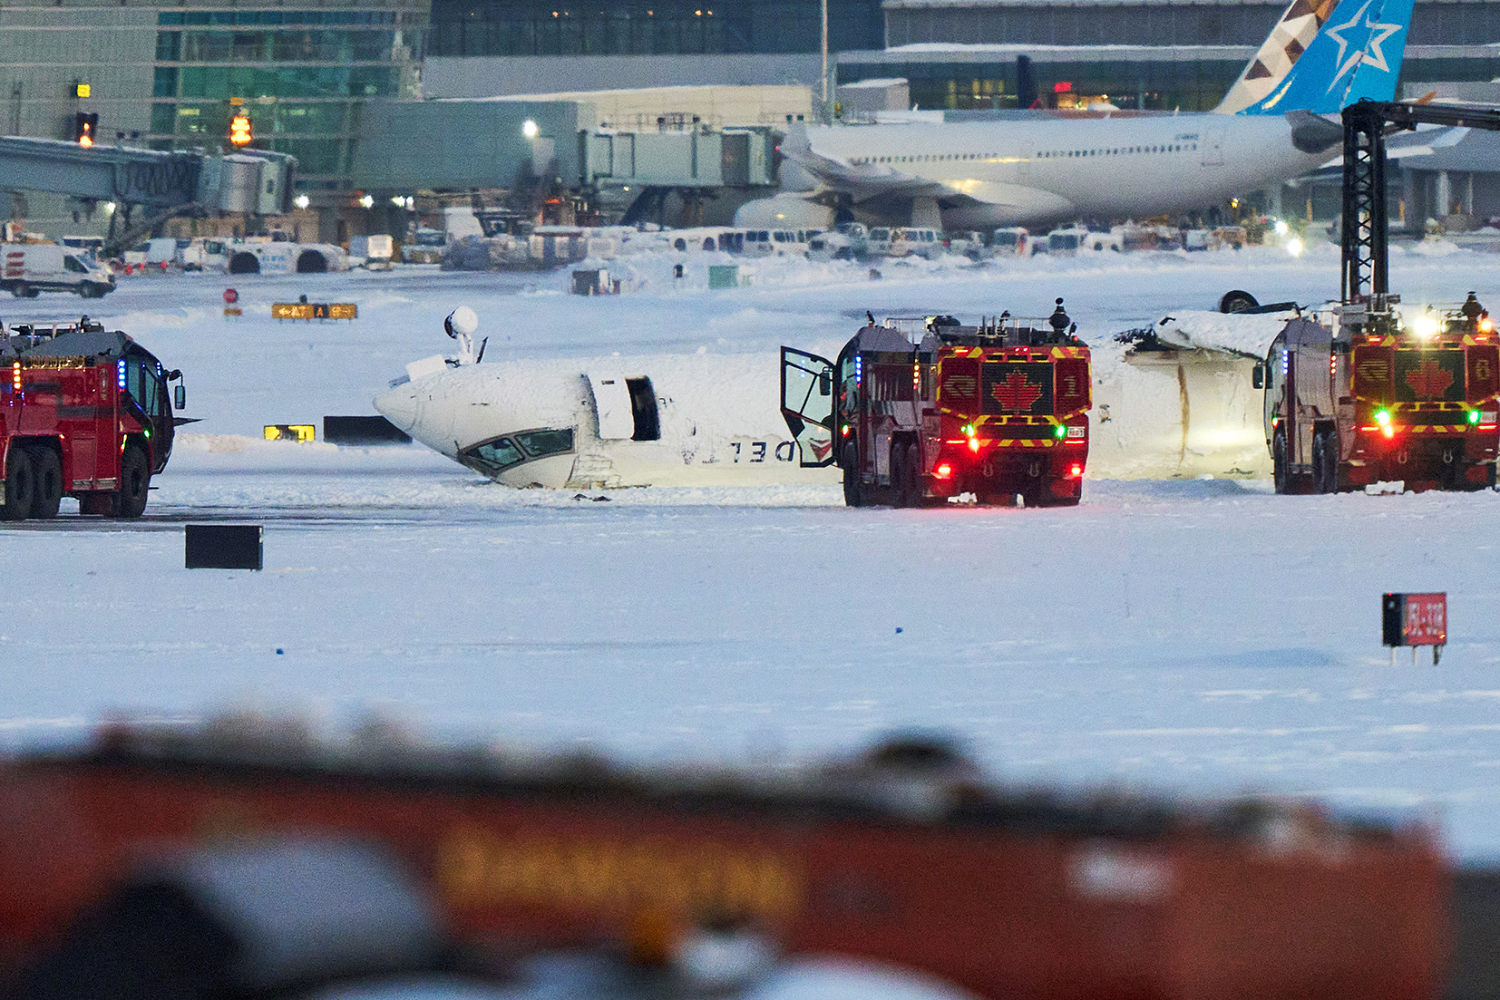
1, 0, 1500, 236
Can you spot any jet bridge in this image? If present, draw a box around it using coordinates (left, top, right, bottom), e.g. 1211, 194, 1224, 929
0, 136, 294, 248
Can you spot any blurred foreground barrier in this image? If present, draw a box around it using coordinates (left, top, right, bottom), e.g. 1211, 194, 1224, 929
12, 838, 444, 1000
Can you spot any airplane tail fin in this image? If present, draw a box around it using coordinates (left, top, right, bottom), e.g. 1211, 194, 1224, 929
1234, 0, 1416, 115
1213, 0, 1340, 114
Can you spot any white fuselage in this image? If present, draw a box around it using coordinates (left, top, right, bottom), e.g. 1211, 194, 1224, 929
374, 339, 1278, 490
374, 355, 839, 490
800, 114, 1331, 228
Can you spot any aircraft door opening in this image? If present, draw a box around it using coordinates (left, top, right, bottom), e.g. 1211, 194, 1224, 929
626, 377, 660, 441
587, 374, 661, 442
1202, 128, 1225, 166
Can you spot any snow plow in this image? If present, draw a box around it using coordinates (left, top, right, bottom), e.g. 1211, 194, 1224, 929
781, 305, 1092, 507
0, 721, 1454, 999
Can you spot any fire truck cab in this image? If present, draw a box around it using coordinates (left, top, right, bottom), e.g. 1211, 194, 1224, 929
1259, 294, 1499, 493
1, 320, 184, 520
782, 307, 1091, 507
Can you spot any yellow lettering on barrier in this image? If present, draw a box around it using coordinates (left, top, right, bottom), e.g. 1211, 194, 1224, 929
435, 828, 805, 920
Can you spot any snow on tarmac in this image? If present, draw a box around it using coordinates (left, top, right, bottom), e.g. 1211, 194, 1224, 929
5, 243, 1500, 865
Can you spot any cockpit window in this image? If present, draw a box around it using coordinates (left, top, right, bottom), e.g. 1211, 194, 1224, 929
460, 428, 574, 477
459, 437, 524, 476
515, 428, 574, 458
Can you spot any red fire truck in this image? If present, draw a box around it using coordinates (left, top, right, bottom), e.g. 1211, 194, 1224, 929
1260, 298, 1500, 493
781, 305, 1091, 507
1261, 100, 1500, 494
1, 319, 185, 520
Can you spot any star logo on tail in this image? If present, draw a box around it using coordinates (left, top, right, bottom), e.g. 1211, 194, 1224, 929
1324, 0, 1405, 94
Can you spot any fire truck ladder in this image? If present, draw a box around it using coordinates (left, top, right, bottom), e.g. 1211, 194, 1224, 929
1341, 100, 1500, 303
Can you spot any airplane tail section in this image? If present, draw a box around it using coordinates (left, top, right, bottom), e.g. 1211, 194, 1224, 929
1235, 0, 1415, 115
1214, 0, 1340, 114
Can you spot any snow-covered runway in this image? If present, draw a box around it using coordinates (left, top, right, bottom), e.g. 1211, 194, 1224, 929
5, 243, 1500, 862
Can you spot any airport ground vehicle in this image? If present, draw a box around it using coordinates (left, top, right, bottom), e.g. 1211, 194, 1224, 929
0, 319, 184, 519
1262, 100, 1500, 493
0, 244, 114, 298
889, 226, 945, 259
990, 226, 1032, 256
781, 307, 1091, 507
350, 234, 395, 269
0, 720, 1451, 1000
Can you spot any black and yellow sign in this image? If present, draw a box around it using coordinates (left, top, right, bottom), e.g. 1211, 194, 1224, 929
271, 302, 358, 321
263, 424, 315, 442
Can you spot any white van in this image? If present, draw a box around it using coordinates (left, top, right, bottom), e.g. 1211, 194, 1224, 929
890, 227, 944, 259
0, 243, 115, 298
990, 227, 1032, 257
1045, 227, 1091, 256
865, 227, 894, 256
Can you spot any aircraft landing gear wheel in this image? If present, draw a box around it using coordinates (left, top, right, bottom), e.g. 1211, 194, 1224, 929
26, 447, 62, 519
841, 442, 864, 508
1272, 430, 1290, 495
2, 447, 35, 522
115, 445, 151, 519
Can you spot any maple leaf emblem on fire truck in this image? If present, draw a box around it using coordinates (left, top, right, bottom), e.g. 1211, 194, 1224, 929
1405, 359, 1455, 399
991, 371, 1043, 411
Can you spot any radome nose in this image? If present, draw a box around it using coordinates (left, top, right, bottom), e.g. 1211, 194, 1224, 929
372, 386, 419, 433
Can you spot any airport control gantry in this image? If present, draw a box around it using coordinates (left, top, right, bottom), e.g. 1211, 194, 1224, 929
1341, 99, 1500, 302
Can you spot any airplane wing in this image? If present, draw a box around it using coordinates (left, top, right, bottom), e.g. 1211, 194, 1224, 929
780, 123, 980, 204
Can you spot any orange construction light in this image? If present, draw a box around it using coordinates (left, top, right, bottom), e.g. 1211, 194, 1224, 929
228, 112, 253, 146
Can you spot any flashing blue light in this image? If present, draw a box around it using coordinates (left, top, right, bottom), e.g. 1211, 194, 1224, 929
116, 360, 126, 390
854, 354, 863, 385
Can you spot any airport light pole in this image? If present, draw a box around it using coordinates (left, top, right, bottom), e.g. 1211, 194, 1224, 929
821, 0, 829, 122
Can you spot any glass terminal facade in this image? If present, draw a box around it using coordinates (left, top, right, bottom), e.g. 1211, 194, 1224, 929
145, 3, 425, 191
428, 0, 883, 58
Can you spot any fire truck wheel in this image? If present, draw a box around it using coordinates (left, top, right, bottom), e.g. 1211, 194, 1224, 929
115, 445, 150, 518
26, 447, 62, 519
1, 447, 34, 522
1272, 431, 1290, 494
904, 443, 923, 507
11, 282, 32, 299
841, 442, 864, 508
1312, 431, 1335, 494
889, 444, 907, 508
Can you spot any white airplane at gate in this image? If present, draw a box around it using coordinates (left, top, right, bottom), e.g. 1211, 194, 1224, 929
773, 0, 1415, 229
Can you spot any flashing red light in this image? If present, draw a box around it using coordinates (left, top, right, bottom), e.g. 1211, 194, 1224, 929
1366, 335, 1382, 344
1053, 81, 1073, 94
934, 463, 953, 479
1067, 463, 1084, 478
1382, 425, 1396, 439
968, 438, 981, 453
